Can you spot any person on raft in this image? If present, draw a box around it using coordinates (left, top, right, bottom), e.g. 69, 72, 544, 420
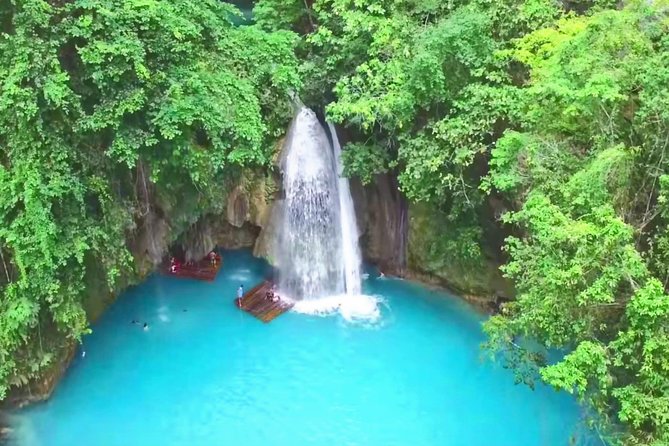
265, 285, 280, 302
237, 284, 244, 307
169, 257, 181, 273
209, 251, 219, 266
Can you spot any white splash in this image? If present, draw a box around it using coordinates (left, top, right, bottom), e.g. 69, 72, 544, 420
290, 294, 382, 323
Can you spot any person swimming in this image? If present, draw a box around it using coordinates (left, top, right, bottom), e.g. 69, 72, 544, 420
143, 323, 149, 331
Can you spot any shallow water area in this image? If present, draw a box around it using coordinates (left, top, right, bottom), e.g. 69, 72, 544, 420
11, 250, 595, 446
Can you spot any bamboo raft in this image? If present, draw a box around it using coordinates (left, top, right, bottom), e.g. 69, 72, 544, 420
237, 281, 294, 323
162, 256, 222, 282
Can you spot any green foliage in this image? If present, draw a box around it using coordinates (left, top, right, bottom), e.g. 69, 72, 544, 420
482, 3, 669, 444
3, 0, 668, 443
258, 0, 669, 443
498, 195, 645, 345
0, 0, 299, 398
340, 142, 391, 185
254, 0, 312, 32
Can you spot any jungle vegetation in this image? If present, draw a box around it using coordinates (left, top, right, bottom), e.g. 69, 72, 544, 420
2, 0, 669, 444
254, 0, 669, 444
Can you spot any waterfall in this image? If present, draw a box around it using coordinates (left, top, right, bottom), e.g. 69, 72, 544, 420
329, 122, 362, 296
277, 107, 345, 299
275, 107, 363, 299
275, 107, 378, 321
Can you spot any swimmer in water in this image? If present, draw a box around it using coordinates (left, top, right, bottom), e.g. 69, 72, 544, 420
143, 323, 149, 331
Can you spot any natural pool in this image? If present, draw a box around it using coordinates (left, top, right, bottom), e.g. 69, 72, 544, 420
11, 250, 593, 446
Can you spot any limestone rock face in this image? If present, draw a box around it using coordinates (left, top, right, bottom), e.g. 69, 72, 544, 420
172, 136, 283, 261
351, 174, 513, 307
215, 221, 260, 249
180, 220, 216, 262
227, 186, 250, 228
172, 173, 279, 260
253, 199, 280, 261
250, 139, 284, 262
406, 202, 514, 307
128, 209, 171, 277
352, 173, 408, 276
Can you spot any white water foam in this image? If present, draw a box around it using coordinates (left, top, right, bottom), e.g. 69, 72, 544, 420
329, 122, 362, 296
289, 293, 383, 323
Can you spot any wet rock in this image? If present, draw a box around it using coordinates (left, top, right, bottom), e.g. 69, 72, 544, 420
128, 209, 171, 276
0, 411, 11, 444
166, 163, 280, 261
351, 173, 513, 304
215, 221, 260, 249
253, 200, 280, 261
250, 143, 283, 262
352, 173, 408, 276
4, 341, 77, 408
406, 202, 513, 303
179, 220, 216, 262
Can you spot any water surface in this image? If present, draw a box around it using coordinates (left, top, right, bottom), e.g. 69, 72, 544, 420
12, 250, 592, 446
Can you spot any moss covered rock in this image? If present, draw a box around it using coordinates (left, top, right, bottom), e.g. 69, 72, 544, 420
407, 203, 513, 307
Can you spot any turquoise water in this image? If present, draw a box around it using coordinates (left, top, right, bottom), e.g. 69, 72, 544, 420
12, 250, 593, 446
228, 0, 253, 25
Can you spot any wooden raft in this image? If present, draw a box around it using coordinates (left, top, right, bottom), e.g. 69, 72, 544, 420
237, 281, 294, 323
162, 257, 222, 282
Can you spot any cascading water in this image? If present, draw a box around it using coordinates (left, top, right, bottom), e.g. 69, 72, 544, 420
276, 107, 378, 320
329, 122, 362, 296
276, 107, 347, 300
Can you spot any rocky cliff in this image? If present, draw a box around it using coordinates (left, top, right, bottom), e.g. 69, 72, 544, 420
350, 174, 408, 276
406, 203, 513, 311
352, 174, 513, 310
